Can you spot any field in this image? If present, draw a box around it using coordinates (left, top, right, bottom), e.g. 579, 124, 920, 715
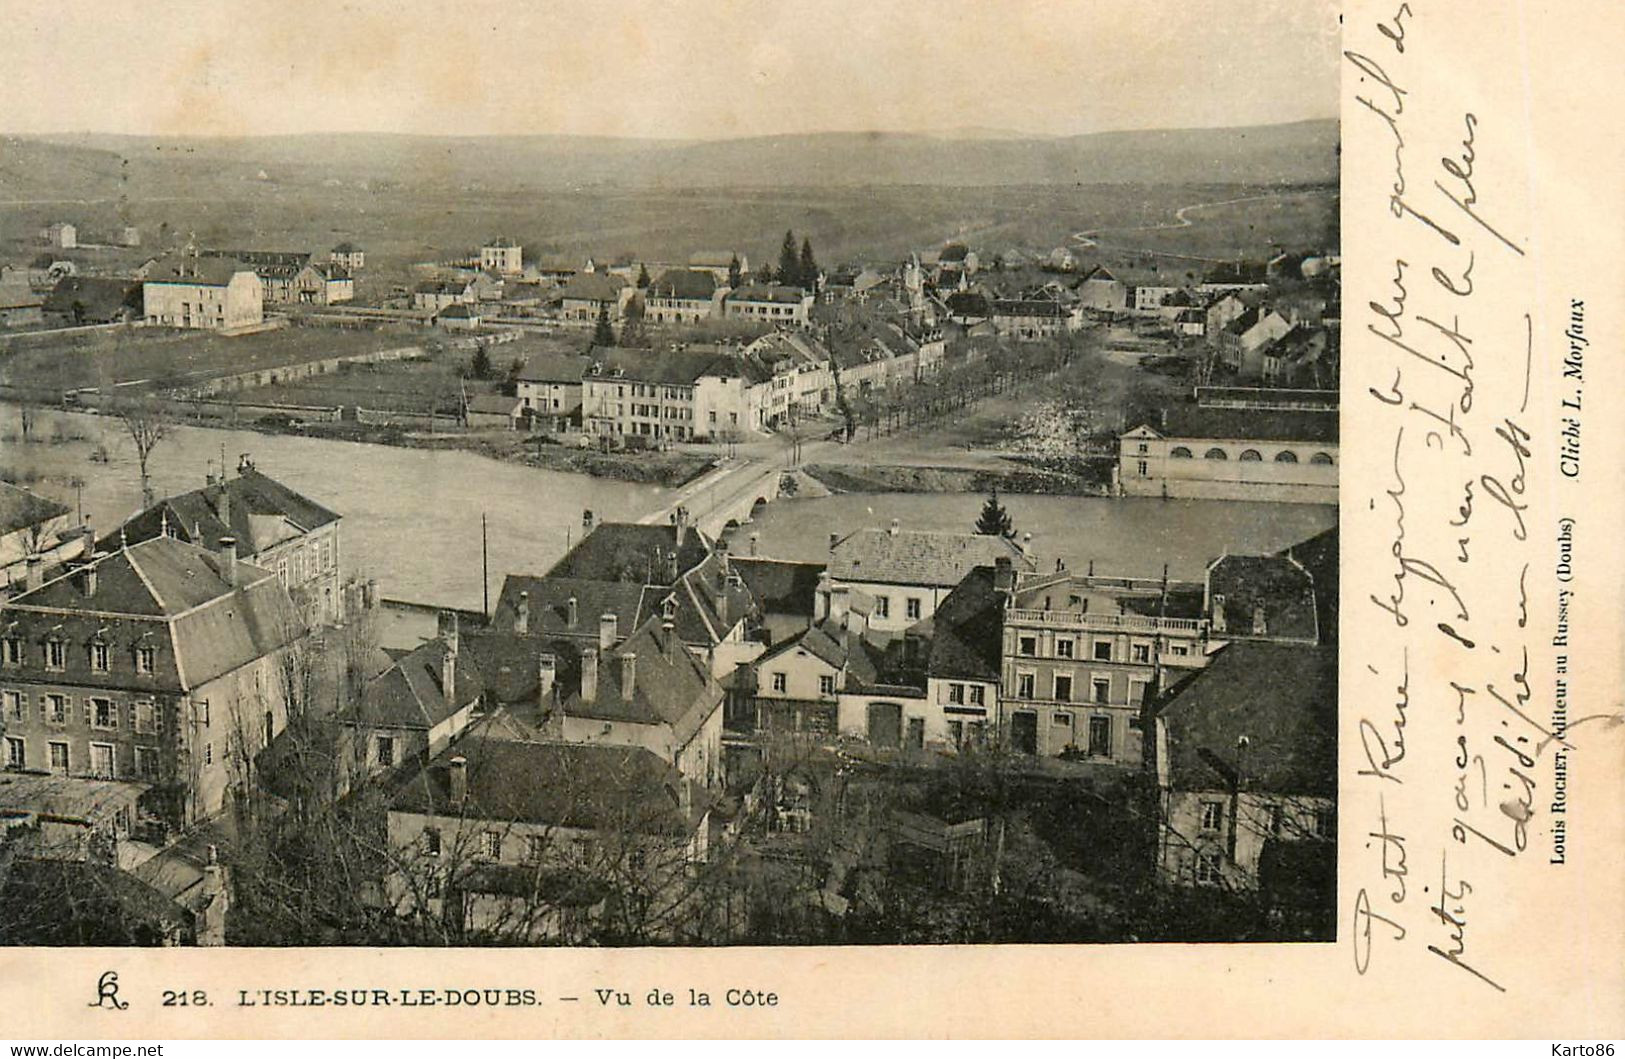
0, 324, 422, 396
242, 355, 505, 414
1, 182, 1337, 298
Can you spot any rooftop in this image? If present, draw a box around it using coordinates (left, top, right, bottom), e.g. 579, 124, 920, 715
109, 464, 340, 559
829, 526, 1036, 589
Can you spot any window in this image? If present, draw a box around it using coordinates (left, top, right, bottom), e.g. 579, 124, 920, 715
48, 741, 69, 774
1204, 448, 1228, 460
89, 642, 110, 671
1, 637, 21, 666
89, 742, 115, 779
818, 674, 836, 696
1056, 638, 1074, 659
1093, 639, 1113, 661
5, 737, 23, 769
1170, 446, 1193, 459
1136, 460, 1149, 476
948, 720, 964, 747
1018, 636, 1037, 656
481, 831, 502, 859
525, 835, 547, 863
905, 597, 922, 620
376, 735, 396, 767
1131, 643, 1152, 664
1170, 643, 1190, 656
947, 682, 965, 705
1052, 710, 1073, 729
1054, 674, 1073, 702
203, 742, 213, 767
92, 698, 117, 729
1092, 677, 1111, 704
1310, 452, 1334, 465
423, 828, 442, 857
1265, 804, 1285, 837
1195, 851, 1223, 885
1136, 443, 1148, 454
771, 672, 787, 693
1129, 680, 1149, 706
629, 849, 647, 872
135, 645, 155, 674
969, 684, 985, 706
45, 693, 66, 725
2, 690, 20, 720
1017, 672, 1035, 699
873, 596, 890, 619
1313, 808, 1335, 839
1275, 450, 1299, 463
1200, 800, 1225, 831
1239, 449, 1262, 461
134, 746, 159, 778
44, 639, 65, 670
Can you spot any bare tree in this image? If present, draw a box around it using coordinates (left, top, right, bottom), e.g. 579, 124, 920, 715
112, 396, 172, 508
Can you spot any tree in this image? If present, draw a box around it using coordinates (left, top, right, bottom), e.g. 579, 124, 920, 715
469, 345, 493, 380
113, 396, 171, 509
619, 297, 649, 348
635, 263, 651, 289
727, 254, 742, 289
778, 230, 799, 289
974, 488, 1013, 537
798, 237, 818, 291
592, 302, 616, 347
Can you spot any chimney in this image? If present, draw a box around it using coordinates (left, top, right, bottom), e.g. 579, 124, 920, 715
829, 532, 839, 552
817, 570, 833, 621
213, 482, 231, 529
83, 557, 98, 597
447, 755, 468, 804
889, 518, 900, 536
1252, 604, 1268, 636
566, 595, 578, 628
1212, 594, 1228, 632
514, 590, 530, 635
661, 618, 676, 651
1022, 531, 1033, 552
717, 541, 730, 577
599, 612, 618, 650
581, 647, 598, 703
673, 505, 689, 549
993, 555, 1016, 596
749, 532, 759, 557
537, 652, 556, 711
217, 536, 238, 587
438, 611, 458, 702
24, 555, 43, 593
366, 577, 379, 610
620, 651, 637, 700
581, 509, 595, 535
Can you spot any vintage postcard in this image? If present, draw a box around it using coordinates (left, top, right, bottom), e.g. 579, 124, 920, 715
0, 0, 1619, 1040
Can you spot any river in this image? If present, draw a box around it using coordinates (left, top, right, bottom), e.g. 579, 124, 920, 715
0, 406, 670, 612
734, 491, 1337, 580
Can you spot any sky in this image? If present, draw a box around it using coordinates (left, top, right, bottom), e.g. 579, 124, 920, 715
1, 0, 1340, 140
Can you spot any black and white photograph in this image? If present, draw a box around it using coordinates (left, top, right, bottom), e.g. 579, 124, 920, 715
0, 0, 1341, 951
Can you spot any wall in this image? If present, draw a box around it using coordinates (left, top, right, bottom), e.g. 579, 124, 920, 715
1119, 433, 1337, 505
1158, 788, 1335, 890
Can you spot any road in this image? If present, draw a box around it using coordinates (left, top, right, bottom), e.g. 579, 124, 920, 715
1068, 191, 1301, 263
639, 422, 846, 533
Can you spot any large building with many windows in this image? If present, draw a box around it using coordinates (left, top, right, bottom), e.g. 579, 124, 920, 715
0, 536, 303, 833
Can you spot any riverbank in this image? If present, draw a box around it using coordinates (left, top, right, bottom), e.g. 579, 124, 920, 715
804, 459, 1110, 497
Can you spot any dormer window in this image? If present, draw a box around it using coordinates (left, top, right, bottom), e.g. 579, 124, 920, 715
88, 641, 110, 672
1, 636, 20, 666
44, 638, 65, 671
135, 645, 156, 674
1252, 605, 1268, 636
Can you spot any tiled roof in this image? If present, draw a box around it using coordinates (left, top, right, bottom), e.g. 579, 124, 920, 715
649, 269, 718, 300
925, 565, 1003, 682
727, 284, 807, 304
544, 521, 714, 587
561, 272, 627, 303
584, 347, 719, 387
829, 528, 1036, 589
1276, 525, 1338, 645
492, 575, 648, 641
350, 636, 485, 730
560, 617, 722, 748
1207, 554, 1318, 643
1157, 641, 1336, 796
467, 394, 520, 415
688, 251, 740, 268
730, 558, 823, 618
389, 738, 700, 837
143, 254, 254, 287
438, 304, 478, 318
515, 349, 591, 384
992, 299, 1065, 318
0, 481, 69, 538
1156, 405, 1339, 445
110, 467, 339, 559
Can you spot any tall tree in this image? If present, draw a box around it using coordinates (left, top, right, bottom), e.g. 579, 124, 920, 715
727, 254, 742, 289
113, 397, 171, 509
636, 263, 651, 289
974, 488, 1014, 537
798, 237, 818, 291
592, 302, 616, 347
778, 230, 799, 289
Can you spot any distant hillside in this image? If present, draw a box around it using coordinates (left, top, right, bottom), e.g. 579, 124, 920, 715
12, 119, 1337, 196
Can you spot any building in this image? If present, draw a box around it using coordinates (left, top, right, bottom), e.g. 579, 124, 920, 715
580, 346, 716, 443
1118, 389, 1339, 504
199, 250, 314, 304
1216, 307, 1293, 376
1149, 641, 1335, 895
751, 604, 881, 741
142, 254, 264, 331
330, 243, 365, 271
384, 737, 708, 941
559, 272, 629, 322
723, 284, 814, 327
292, 263, 355, 305
42, 276, 142, 326
108, 457, 345, 627
39, 222, 76, 249
338, 612, 484, 790
466, 394, 523, 430
480, 239, 523, 276
1, 483, 85, 598
413, 280, 475, 312
645, 269, 725, 324
514, 349, 590, 434
437, 303, 482, 330
999, 562, 1208, 764
0, 286, 45, 329
0, 536, 304, 830
990, 299, 1073, 340
826, 521, 1037, 636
